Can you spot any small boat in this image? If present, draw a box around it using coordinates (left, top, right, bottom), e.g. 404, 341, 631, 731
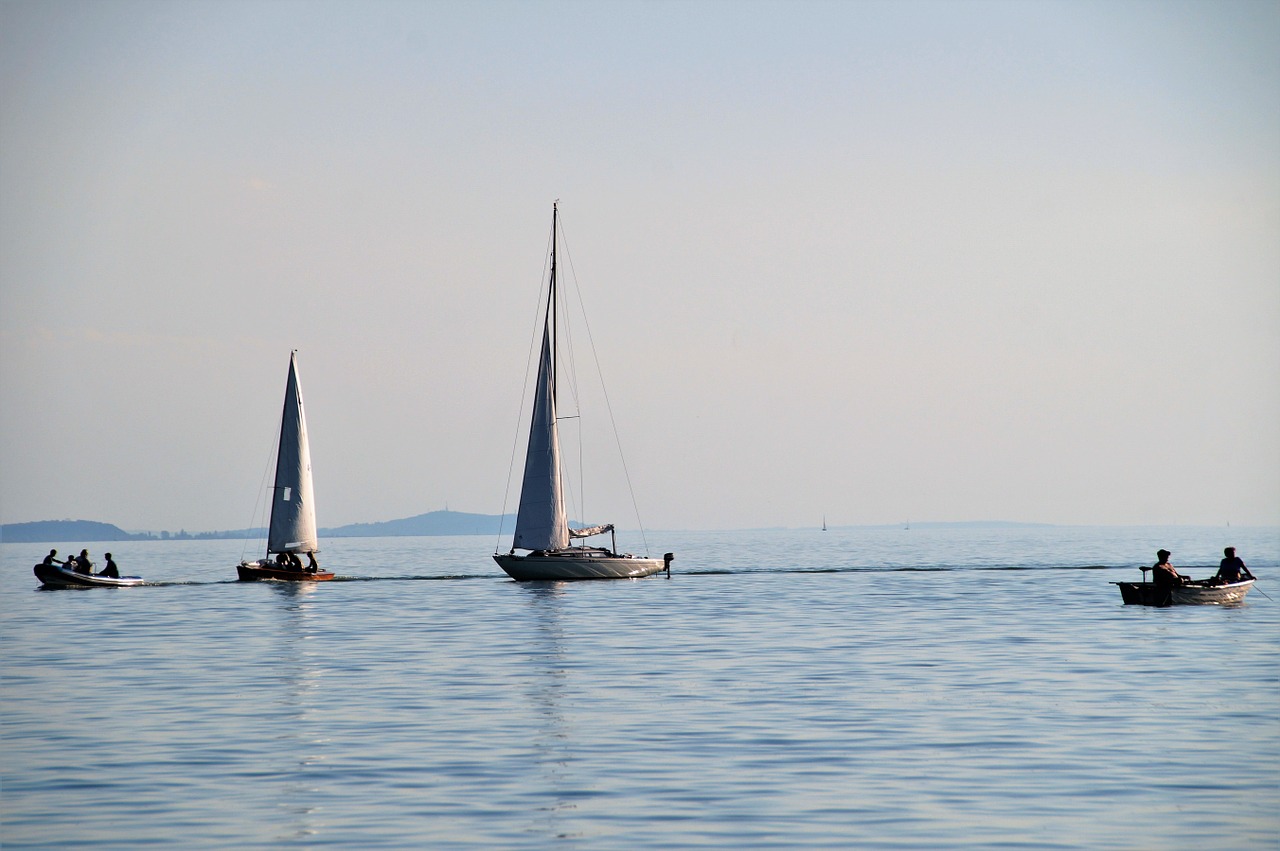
237, 352, 334, 582
237, 559, 330, 582
34, 562, 143, 588
494, 203, 672, 582
1113, 577, 1255, 607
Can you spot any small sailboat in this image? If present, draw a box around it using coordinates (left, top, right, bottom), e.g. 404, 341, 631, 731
238, 351, 334, 581
494, 203, 672, 581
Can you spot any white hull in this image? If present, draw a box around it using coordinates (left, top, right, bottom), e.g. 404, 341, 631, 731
1115, 578, 1254, 606
1170, 579, 1254, 606
494, 551, 667, 581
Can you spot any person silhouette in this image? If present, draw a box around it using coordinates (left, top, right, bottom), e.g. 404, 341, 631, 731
1215, 547, 1254, 584
99, 553, 120, 578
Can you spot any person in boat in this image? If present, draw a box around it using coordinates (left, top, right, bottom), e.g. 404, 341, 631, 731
306, 550, 319, 573
99, 553, 120, 578
42, 548, 59, 567
275, 552, 289, 567
1214, 547, 1254, 585
73, 549, 93, 575
1151, 549, 1185, 588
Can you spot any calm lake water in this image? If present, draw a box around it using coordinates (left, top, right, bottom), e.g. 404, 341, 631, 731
3, 525, 1278, 849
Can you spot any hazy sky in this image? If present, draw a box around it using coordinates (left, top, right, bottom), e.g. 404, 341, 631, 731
2, 0, 1277, 533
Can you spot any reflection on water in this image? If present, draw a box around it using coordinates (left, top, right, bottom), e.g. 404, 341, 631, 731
267, 582, 325, 845
518, 583, 587, 841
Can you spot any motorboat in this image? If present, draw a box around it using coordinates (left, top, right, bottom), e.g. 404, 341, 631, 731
34, 562, 143, 588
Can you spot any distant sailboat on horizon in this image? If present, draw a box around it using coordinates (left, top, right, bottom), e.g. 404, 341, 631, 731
494, 203, 672, 581
237, 351, 333, 581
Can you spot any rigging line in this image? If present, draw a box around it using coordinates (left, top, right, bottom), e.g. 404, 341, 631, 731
495, 220, 556, 553
558, 214, 652, 557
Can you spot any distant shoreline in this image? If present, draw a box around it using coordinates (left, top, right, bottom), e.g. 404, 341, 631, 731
0, 511, 515, 544
4, 515, 1268, 545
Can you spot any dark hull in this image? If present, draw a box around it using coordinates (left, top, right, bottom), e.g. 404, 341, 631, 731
237, 561, 334, 582
1114, 579, 1253, 607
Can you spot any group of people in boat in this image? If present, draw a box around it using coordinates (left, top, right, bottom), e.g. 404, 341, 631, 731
41, 548, 120, 578
1151, 547, 1254, 589
273, 549, 321, 573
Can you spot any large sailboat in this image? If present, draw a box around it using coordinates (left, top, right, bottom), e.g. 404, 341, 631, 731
237, 351, 334, 581
494, 203, 672, 581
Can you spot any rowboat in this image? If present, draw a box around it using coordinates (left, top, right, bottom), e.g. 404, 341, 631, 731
34, 562, 143, 588
1113, 578, 1254, 607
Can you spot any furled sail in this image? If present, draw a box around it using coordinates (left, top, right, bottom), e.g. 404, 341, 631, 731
512, 321, 569, 551
267, 352, 318, 554
570, 524, 613, 539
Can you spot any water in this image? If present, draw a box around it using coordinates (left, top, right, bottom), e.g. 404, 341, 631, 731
3, 526, 1278, 849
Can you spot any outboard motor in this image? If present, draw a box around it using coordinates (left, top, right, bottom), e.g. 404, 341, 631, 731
663, 552, 675, 576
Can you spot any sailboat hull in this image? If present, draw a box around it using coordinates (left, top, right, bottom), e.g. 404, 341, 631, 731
238, 561, 334, 582
493, 552, 666, 581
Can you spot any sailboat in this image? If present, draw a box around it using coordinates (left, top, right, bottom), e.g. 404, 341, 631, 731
494, 203, 673, 581
237, 351, 334, 581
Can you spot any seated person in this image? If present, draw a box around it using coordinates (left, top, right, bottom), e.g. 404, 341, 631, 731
99, 553, 120, 578
1152, 549, 1184, 588
42, 549, 59, 567
1214, 547, 1254, 585
73, 549, 93, 575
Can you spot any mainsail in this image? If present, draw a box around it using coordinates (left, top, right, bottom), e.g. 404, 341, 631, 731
512, 319, 569, 551
267, 352, 318, 554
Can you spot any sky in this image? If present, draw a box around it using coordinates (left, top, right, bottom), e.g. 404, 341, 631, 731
2, 0, 1277, 533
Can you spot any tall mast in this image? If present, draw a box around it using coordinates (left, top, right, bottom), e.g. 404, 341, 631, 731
549, 201, 558, 404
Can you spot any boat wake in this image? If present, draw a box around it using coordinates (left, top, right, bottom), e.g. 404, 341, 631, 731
333, 574, 498, 582
683, 564, 1117, 575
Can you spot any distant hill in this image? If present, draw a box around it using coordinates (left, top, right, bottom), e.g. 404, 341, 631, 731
1, 520, 145, 544
323, 510, 515, 538
2, 511, 513, 544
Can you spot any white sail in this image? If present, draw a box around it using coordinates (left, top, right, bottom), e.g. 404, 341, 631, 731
512, 320, 569, 551
267, 352, 318, 554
